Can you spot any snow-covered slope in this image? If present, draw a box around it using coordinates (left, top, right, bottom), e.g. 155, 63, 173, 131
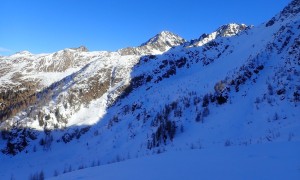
50, 142, 300, 180
0, 31, 187, 131
0, 0, 299, 179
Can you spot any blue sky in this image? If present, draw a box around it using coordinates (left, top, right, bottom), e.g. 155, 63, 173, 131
0, 0, 290, 56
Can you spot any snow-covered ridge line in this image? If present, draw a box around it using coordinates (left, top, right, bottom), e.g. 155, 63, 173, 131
186, 23, 250, 47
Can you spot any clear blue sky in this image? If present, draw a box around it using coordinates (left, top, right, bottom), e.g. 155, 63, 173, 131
0, 0, 291, 56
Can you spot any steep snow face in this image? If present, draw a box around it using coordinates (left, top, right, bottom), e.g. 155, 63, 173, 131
0, 1, 299, 179
118, 31, 186, 55
266, 0, 300, 27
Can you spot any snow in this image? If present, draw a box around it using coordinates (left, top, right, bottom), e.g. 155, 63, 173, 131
22, 67, 81, 87
0, 1, 299, 180
189, 23, 249, 47
67, 93, 108, 126
0, 49, 111, 90
50, 142, 300, 180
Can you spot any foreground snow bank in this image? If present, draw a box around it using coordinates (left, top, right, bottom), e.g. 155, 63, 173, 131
50, 141, 300, 180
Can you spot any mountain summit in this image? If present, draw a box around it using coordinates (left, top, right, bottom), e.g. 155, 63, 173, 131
141, 30, 186, 47
215, 23, 248, 37
118, 31, 186, 55
188, 23, 249, 47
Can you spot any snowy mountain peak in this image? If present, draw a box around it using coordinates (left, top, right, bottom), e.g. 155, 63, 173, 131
188, 23, 249, 47
215, 23, 248, 37
141, 30, 186, 47
14, 50, 32, 56
118, 31, 186, 55
69, 45, 89, 52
